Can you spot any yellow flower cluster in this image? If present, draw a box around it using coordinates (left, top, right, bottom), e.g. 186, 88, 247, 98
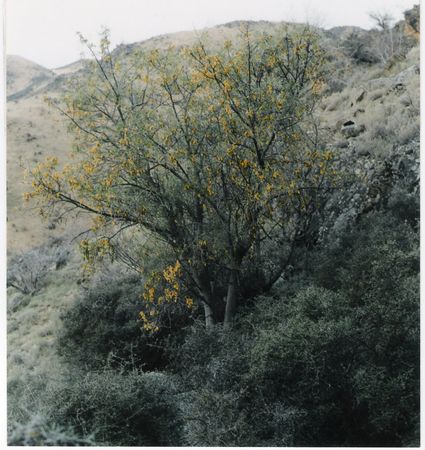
163, 260, 182, 283
79, 237, 113, 273
139, 260, 196, 333
185, 297, 194, 309
139, 311, 159, 333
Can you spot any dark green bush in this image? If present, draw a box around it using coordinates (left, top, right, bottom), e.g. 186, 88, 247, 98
45, 369, 182, 446
58, 276, 147, 370
169, 211, 419, 446
245, 289, 353, 445
57, 275, 189, 371
311, 212, 419, 299
168, 322, 255, 446
171, 321, 312, 446
245, 212, 419, 446
343, 32, 380, 64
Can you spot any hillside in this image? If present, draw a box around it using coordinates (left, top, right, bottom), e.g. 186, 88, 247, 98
6, 55, 55, 99
6, 20, 312, 255
7, 6, 420, 446
52, 59, 89, 76
7, 19, 419, 253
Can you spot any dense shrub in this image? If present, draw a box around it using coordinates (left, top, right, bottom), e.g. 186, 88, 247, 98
170, 318, 318, 446
57, 276, 147, 370
8, 374, 49, 429
168, 322, 254, 445
246, 212, 419, 446
57, 275, 191, 371
343, 32, 380, 64
247, 289, 359, 445
44, 369, 182, 446
8, 414, 96, 446
387, 183, 419, 226
8, 372, 97, 446
168, 211, 419, 447
311, 212, 419, 295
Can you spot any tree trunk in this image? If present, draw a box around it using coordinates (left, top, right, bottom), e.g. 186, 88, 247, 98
224, 269, 238, 329
203, 301, 215, 328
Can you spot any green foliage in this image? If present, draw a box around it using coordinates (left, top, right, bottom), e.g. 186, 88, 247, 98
29, 27, 334, 326
246, 212, 419, 446
13, 19, 419, 448
169, 319, 316, 446
44, 369, 182, 446
172, 321, 250, 393
168, 311, 333, 446
247, 289, 356, 445
57, 275, 190, 371
311, 212, 419, 297
166, 211, 419, 446
387, 182, 419, 226
8, 414, 96, 446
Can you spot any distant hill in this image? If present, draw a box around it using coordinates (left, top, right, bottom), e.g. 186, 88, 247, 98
52, 59, 90, 76
326, 25, 366, 39
6, 7, 419, 253
6, 55, 55, 100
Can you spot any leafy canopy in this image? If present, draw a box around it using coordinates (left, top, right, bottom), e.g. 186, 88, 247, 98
28, 27, 335, 326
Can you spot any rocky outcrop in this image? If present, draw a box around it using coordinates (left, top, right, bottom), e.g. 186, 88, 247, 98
324, 134, 419, 240
393, 64, 420, 84
340, 121, 365, 138
404, 5, 420, 36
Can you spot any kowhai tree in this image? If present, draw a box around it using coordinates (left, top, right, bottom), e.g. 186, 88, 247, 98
28, 27, 336, 328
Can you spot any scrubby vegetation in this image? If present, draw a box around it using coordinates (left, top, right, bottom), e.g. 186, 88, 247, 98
7, 238, 70, 295
7, 5, 419, 447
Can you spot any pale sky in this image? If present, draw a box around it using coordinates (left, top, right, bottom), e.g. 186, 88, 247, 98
5, 0, 418, 69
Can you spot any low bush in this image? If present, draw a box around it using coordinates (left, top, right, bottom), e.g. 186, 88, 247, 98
387, 183, 419, 226
170, 323, 268, 446
57, 275, 176, 371
169, 211, 419, 446
343, 32, 380, 64
396, 121, 419, 145
44, 369, 182, 446
7, 238, 70, 295
311, 212, 419, 296
8, 414, 96, 446
252, 212, 419, 446
324, 77, 347, 94
171, 310, 327, 446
